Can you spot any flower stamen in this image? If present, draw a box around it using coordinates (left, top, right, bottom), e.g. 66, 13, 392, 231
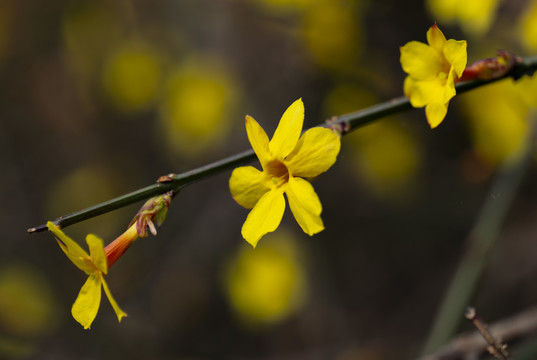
266, 160, 290, 188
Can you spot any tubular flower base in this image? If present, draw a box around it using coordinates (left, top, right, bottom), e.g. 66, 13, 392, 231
229, 99, 341, 247
47, 222, 129, 329
400, 24, 467, 128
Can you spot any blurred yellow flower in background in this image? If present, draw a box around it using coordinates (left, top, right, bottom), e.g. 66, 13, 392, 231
400, 24, 467, 128
44, 165, 124, 240
462, 80, 530, 166
323, 84, 421, 199
62, 2, 122, 93
102, 42, 163, 113
0, 264, 57, 337
302, 0, 362, 70
514, 75, 537, 108
519, 0, 537, 52
224, 232, 307, 325
0, 264, 58, 358
350, 121, 421, 198
426, 0, 500, 36
47, 223, 127, 329
229, 99, 341, 247
159, 60, 238, 156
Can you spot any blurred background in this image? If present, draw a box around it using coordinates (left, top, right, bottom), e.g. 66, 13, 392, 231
2, 0, 537, 359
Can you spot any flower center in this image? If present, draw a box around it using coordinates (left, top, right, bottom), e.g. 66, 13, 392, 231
265, 160, 290, 188
438, 60, 451, 84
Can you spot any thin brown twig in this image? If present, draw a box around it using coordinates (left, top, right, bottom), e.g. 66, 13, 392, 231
418, 305, 537, 360
465, 307, 511, 360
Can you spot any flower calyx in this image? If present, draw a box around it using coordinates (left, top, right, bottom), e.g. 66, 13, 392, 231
129, 190, 175, 238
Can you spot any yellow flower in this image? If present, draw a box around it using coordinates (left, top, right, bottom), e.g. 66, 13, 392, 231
520, 0, 537, 52
101, 42, 162, 113
224, 232, 307, 325
229, 99, 341, 247
426, 0, 500, 37
47, 222, 128, 329
400, 24, 467, 128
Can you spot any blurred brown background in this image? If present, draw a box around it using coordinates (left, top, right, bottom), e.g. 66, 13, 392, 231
2, 0, 537, 359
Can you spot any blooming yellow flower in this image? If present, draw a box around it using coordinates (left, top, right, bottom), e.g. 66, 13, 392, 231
229, 99, 341, 247
400, 24, 467, 128
47, 222, 128, 329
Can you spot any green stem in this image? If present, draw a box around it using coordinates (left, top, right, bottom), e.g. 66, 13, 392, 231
27, 150, 256, 233
422, 112, 537, 355
28, 55, 537, 233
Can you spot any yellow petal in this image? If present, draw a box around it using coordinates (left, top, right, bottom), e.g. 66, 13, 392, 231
404, 76, 426, 107
286, 177, 324, 236
400, 41, 444, 80
246, 115, 272, 166
444, 39, 467, 78
48, 222, 89, 260
56, 240, 94, 275
426, 24, 447, 55
72, 274, 102, 330
422, 75, 455, 104
101, 277, 127, 323
425, 101, 449, 128
443, 67, 457, 101
269, 99, 304, 158
405, 77, 441, 108
86, 234, 108, 275
229, 166, 270, 209
241, 189, 286, 248
48, 222, 93, 273
285, 127, 341, 178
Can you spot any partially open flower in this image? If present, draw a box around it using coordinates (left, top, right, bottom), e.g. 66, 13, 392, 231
47, 222, 129, 329
47, 192, 174, 328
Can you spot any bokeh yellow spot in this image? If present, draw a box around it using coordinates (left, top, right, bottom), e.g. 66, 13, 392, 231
323, 83, 377, 115
0, 264, 57, 336
302, 1, 362, 70
62, 3, 122, 90
351, 121, 420, 197
45, 166, 124, 239
520, 0, 537, 52
158, 60, 238, 156
224, 232, 307, 326
514, 75, 537, 108
324, 84, 420, 198
102, 43, 163, 112
426, 0, 500, 37
462, 80, 529, 166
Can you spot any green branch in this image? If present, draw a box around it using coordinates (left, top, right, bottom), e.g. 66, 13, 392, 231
28, 54, 537, 234
27, 150, 258, 233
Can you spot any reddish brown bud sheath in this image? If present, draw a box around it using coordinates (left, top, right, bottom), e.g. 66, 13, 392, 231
459, 50, 520, 82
